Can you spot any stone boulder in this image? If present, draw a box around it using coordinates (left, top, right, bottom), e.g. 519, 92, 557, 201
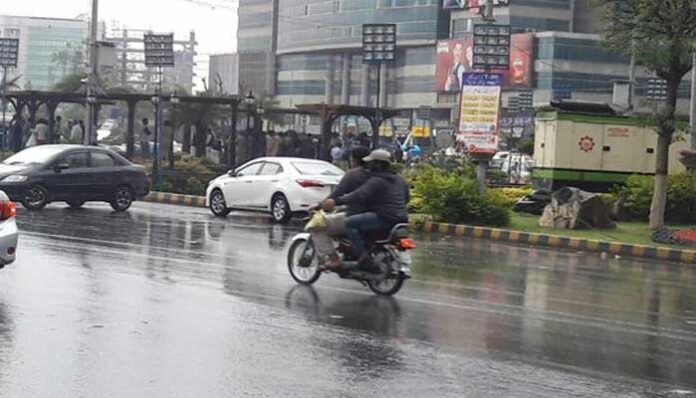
539, 187, 616, 230
678, 149, 696, 170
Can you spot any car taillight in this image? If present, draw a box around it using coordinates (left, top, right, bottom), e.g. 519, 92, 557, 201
296, 179, 325, 188
398, 238, 416, 250
0, 201, 16, 220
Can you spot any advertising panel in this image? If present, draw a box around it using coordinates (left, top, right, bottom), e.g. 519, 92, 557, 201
458, 73, 502, 155
435, 33, 533, 92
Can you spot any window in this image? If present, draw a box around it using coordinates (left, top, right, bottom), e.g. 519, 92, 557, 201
291, 162, 344, 176
236, 162, 263, 177
62, 152, 89, 169
91, 152, 115, 168
259, 163, 283, 176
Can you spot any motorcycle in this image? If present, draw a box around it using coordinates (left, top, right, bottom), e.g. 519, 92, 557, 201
287, 220, 415, 296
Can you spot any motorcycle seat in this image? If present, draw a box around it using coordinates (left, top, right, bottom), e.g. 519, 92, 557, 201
372, 223, 409, 245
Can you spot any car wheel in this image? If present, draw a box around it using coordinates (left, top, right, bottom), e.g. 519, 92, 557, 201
110, 185, 134, 212
66, 200, 86, 209
209, 189, 230, 217
22, 186, 49, 211
271, 193, 291, 224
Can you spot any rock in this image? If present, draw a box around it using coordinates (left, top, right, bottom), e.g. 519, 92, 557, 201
538, 187, 616, 230
678, 149, 696, 170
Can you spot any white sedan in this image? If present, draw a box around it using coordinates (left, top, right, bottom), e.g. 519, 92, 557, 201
0, 190, 18, 267
206, 157, 345, 223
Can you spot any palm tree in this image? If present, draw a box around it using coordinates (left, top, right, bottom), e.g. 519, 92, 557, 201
0, 75, 21, 92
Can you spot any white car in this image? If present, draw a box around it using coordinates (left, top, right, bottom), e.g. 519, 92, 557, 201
206, 157, 345, 223
0, 190, 18, 267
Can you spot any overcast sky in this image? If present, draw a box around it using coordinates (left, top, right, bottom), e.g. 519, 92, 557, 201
3, 0, 238, 84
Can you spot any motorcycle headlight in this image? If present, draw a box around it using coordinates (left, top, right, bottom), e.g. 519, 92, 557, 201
3, 175, 28, 183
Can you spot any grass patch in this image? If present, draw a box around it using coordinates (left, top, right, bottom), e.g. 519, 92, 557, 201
510, 213, 694, 248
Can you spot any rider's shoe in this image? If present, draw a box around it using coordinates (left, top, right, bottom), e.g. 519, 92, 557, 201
357, 255, 382, 274
321, 255, 343, 272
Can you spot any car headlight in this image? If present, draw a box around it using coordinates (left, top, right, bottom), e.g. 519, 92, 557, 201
3, 175, 28, 183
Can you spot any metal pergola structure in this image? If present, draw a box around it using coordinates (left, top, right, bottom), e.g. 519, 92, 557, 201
3, 91, 408, 165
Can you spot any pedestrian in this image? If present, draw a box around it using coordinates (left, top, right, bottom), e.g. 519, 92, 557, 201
70, 119, 82, 144
266, 130, 279, 157
358, 132, 371, 148
140, 118, 152, 156
54, 116, 63, 143
276, 131, 288, 156
35, 119, 49, 145
331, 143, 344, 166
78, 120, 86, 144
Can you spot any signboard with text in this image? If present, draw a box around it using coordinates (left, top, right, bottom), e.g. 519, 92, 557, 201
458, 73, 502, 155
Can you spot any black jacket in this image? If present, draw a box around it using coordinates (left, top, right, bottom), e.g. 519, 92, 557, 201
335, 171, 410, 224
329, 167, 370, 215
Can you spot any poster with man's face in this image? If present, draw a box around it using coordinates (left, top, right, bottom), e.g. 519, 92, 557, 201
435, 33, 533, 92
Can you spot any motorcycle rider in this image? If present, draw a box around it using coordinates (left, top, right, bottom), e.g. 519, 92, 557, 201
322, 149, 410, 273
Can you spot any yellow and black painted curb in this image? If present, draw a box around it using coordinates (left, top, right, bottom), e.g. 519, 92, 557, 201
413, 220, 696, 264
144, 192, 207, 208
142, 192, 696, 264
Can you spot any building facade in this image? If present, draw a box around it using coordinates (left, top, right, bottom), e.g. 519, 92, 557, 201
0, 15, 88, 90
238, 1, 692, 122
209, 53, 239, 95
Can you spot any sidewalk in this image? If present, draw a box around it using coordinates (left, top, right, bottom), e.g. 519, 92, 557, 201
144, 191, 696, 264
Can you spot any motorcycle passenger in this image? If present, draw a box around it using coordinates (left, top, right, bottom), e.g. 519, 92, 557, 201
322, 149, 410, 273
312, 146, 372, 268
328, 146, 371, 215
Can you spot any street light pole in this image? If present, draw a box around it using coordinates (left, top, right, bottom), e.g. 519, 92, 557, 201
1, 66, 7, 148
86, 0, 100, 145
690, 52, 696, 149
170, 92, 179, 170
245, 91, 255, 160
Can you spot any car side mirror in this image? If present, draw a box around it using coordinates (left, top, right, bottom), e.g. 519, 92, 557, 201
54, 163, 69, 173
227, 170, 237, 177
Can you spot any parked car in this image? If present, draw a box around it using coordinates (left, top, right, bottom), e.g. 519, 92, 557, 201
0, 145, 150, 212
0, 190, 18, 268
206, 157, 345, 223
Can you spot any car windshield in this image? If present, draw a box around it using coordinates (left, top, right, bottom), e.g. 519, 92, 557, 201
3, 146, 65, 166
291, 161, 344, 176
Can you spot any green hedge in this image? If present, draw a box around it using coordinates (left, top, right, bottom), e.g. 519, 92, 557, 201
411, 165, 510, 227
616, 172, 696, 224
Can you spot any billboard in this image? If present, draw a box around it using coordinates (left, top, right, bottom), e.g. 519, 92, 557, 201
458, 73, 502, 155
435, 33, 533, 92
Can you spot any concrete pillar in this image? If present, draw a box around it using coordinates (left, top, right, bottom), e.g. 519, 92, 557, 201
379, 65, 388, 108
126, 100, 136, 157
341, 54, 351, 105
325, 56, 335, 105
361, 64, 370, 107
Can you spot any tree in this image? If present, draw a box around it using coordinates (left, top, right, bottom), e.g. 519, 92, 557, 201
595, 0, 696, 229
53, 72, 87, 93
178, 81, 226, 157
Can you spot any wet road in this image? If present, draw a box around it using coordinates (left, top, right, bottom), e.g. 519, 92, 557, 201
0, 202, 695, 397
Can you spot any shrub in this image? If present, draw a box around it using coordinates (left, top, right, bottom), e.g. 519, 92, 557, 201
412, 165, 510, 227
488, 187, 534, 209
616, 172, 696, 224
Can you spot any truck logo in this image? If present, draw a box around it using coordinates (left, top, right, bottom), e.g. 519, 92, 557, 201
579, 136, 595, 152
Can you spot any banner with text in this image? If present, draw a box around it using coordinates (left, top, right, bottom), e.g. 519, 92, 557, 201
458, 73, 502, 155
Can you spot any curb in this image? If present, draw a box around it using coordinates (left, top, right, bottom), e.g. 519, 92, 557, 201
413, 220, 696, 264
144, 192, 206, 208
142, 192, 696, 264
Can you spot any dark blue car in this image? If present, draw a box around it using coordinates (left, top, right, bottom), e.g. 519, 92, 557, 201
0, 145, 150, 212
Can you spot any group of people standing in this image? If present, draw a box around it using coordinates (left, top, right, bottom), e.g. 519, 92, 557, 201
1, 116, 87, 151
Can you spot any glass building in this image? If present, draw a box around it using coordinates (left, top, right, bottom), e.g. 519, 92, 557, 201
0, 15, 88, 90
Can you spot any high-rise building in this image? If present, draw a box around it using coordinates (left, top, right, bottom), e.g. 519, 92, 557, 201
238, 1, 691, 118
0, 15, 88, 90
104, 29, 197, 93
209, 53, 239, 95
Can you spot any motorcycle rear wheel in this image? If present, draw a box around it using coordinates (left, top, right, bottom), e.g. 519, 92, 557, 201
287, 238, 322, 285
367, 249, 406, 296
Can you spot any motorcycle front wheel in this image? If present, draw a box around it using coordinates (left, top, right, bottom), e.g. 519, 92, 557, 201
367, 249, 406, 296
287, 238, 322, 285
